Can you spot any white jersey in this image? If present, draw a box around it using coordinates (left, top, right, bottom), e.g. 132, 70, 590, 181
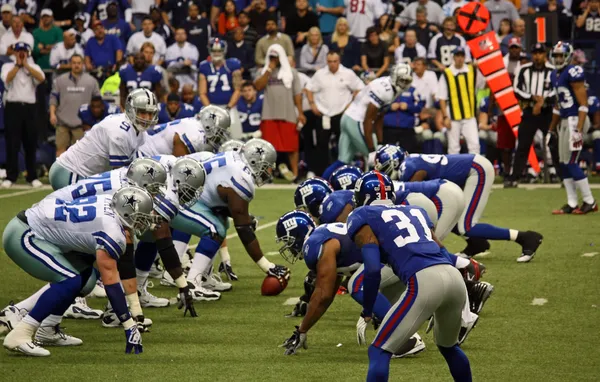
344, 0, 385, 40
166, 42, 200, 90
137, 118, 206, 157
197, 151, 255, 208
48, 168, 127, 202
56, 114, 146, 177
149, 154, 184, 222
49, 42, 85, 69
26, 195, 127, 260
126, 32, 167, 64
344, 77, 397, 122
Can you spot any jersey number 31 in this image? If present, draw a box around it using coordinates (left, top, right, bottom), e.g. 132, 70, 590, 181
381, 208, 432, 248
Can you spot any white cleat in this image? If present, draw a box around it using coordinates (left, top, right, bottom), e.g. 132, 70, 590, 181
458, 315, 479, 345
149, 261, 164, 279
188, 277, 221, 301
139, 281, 170, 308
391, 333, 426, 358
0, 304, 27, 334
63, 297, 103, 320
35, 325, 82, 346
202, 273, 232, 292
160, 271, 177, 287
3, 329, 50, 357
88, 280, 107, 298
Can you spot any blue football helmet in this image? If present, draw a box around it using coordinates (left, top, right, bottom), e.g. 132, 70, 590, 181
330, 166, 363, 191
275, 210, 316, 263
550, 41, 573, 70
354, 171, 396, 207
294, 178, 333, 218
374, 144, 406, 176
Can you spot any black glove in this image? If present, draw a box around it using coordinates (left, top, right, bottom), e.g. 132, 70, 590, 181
134, 315, 151, 333
285, 299, 308, 318
280, 326, 307, 355
177, 283, 198, 317
249, 214, 258, 232
268, 265, 291, 281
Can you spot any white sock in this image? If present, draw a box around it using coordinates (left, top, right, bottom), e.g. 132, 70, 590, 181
203, 257, 216, 277
15, 284, 51, 311
11, 317, 39, 342
187, 253, 212, 282
40, 314, 62, 328
575, 178, 595, 204
173, 240, 189, 261
455, 256, 470, 269
563, 178, 578, 208
509, 229, 519, 241
219, 246, 231, 265
21, 315, 41, 329
461, 291, 478, 326
136, 270, 149, 290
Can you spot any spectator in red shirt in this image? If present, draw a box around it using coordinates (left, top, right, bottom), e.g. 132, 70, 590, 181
218, 0, 240, 36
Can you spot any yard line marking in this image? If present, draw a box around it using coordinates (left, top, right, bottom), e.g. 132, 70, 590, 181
581, 252, 598, 258
531, 298, 548, 306
283, 297, 299, 306
266, 251, 279, 256
2, 184, 52, 190
189, 220, 279, 250
0, 188, 50, 199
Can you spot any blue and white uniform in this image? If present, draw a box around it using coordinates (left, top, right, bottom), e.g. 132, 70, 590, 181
199, 58, 241, 105
237, 94, 263, 134
119, 64, 163, 93
137, 118, 206, 157
165, 41, 200, 90
157, 103, 196, 124
78, 102, 121, 128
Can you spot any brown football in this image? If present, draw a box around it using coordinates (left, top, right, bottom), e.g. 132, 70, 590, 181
261, 275, 287, 296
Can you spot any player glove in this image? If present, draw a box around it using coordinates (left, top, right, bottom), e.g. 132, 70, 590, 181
268, 265, 291, 281
356, 315, 368, 345
134, 315, 151, 332
177, 283, 198, 317
124, 324, 143, 354
280, 326, 308, 355
571, 130, 583, 150
285, 300, 308, 318
249, 214, 258, 231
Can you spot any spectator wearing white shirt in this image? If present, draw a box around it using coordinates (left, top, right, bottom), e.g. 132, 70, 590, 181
126, 16, 167, 65
443, 0, 469, 17
0, 16, 33, 55
343, 0, 385, 41
131, 0, 155, 30
299, 27, 328, 72
411, 57, 438, 108
10, 0, 37, 30
305, 50, 364, 176
0, 4, 13, 41
166, 28, 199, 91
394, 29, 426, 64
50, 29, 84, 71
397, 0, 444, 27
74, 12, 94, 47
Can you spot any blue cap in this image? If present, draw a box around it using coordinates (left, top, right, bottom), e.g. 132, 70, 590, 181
319, 190, 355, 224
13, 42, 30, 52
453, 46, 466, 55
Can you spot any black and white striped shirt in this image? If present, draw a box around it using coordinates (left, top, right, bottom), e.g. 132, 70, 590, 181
513, 61, 555, 108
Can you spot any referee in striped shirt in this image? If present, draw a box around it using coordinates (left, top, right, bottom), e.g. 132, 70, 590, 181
508, 43, 555, 186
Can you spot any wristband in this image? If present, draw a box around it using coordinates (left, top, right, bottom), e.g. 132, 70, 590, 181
126, 293, 143, 317
578, 106, 589, 113
122, 318, 136, 330
257, 257, 275, 273
174, 275, 187, 289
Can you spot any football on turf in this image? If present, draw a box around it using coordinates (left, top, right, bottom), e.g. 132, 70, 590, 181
261, 275, 287, 296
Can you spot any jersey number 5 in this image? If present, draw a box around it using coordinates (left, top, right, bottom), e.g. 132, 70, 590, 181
381, 208, 432, 248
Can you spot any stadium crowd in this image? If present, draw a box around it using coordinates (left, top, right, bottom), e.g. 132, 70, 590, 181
0, 0, 599, 188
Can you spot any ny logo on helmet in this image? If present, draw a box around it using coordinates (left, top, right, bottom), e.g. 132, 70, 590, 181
338, 175, 353, 188
299, 185, 313, 197
283, 218, 298, 232
123, 195, 140, 211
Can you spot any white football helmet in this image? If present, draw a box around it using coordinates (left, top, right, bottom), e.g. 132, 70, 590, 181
125, 88, 159, 132
171, 157, 206, 206
197, 105, 231, 150
218, 139, 244, 153
240, 138, 276, 187
111, 185, 158, 236
390, 63, 413, 92
126, 157, 168, 195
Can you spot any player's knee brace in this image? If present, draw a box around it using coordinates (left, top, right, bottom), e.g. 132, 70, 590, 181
566, 162, 585, 180
195, 235, 222, 258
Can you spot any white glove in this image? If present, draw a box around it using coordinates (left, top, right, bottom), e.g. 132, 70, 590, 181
356, 315, 368, 345
367, 151, 377, 168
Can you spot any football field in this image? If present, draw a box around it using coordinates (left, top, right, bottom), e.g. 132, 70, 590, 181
0, 185, 598, 381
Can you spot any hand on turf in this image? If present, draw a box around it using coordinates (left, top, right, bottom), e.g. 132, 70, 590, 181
125, 325, 143, 354
178, 284, 198, 317
268, 265, 290, 281
285, 300, 308, 318
249, 214, 258, 231
281, 326, 307, 355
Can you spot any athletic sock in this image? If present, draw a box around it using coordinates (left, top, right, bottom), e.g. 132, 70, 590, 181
574, 178, 595, 204
136, 270, 149, 290
219, 246, 231, 265
15, 284, 51, 311
455, 256, 471, 269
40, 314, 62, 328
172, 230, 192, 261
367, 345, 393, 382
563, 178, 578, 208
29, 277, 82, 323
464, 223, 510, 240
438, 344, 472, 382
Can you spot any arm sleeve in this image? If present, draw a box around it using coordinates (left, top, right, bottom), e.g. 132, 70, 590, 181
361, 243, 381, 317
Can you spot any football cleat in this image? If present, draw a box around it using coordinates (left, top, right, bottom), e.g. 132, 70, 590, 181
138, 281, 170, 308
88, 280, 107, 298
149, 260, 164, 279
0, 303, 27, 334
516, 231, 543, 263
552, 204, 577, 215
468, 281, 494, 314
188, 277, 221, 301
457, 238, 491, 258
461, 259, 486, 284
218, 262, 239, 281
425, 316, 434, 334
34, 325, 82, 346
573, 201, 598, 215
63, 297, 103, 319
202, 272, 232, 292
160, 271, 177, 287
391, 333, 426, 358
458, 315, 479, 345
336, 286, 348, 295
3, 339, 50, 357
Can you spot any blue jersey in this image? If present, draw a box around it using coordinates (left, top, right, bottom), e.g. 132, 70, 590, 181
400, 154, 474, 188
237, 94, 264, 133
78, 102, 121, 127
396, 179, 446, 200
551, 64, 586, 119
382, 86, 424, 129
86, 0, 130, 21
302, 223, 362, 276
199, 58, 241, 105
480, 96, 500, 123
119, 64, 163, 93
347, 205, 449, 283
588, 95, 600, 117
157, 102, 196, 124
103, 19, 132, 47
320, 190, 354, 224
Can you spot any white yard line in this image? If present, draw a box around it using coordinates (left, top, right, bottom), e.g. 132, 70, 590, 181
0, 188, 50, 199
581, 252, 598, 258
258, 183, 600, 191
1, 184, 52, 190
531, 298, 548, 306
189, 220, 279, 250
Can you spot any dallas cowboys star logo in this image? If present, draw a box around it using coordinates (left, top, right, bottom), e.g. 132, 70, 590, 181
123, 195, 140, 211
209, 112, 217, 121
255, 147, 265, 155
181, 166, 195, 181
144, 165, 156, 180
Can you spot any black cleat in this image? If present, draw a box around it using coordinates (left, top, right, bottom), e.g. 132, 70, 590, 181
458, 316, 479, 345
468, 281, 494, 314
516, 231, 543, 263
458, 238, 491, 258
462, 259, 486, 284
552, 204, 577, 215
573, 201, 598, 215
218, 262, 239, 281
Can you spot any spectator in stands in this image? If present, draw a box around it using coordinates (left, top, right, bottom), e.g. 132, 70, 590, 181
398, 0, 444, 27
0, 4, 12, 40
538, 0, 571, 41
181, 83, 203, 112
166, 28, 200, 91
394, 29, 426, 64
428, 16, 470, 70
285, 0, 319, 48
255, 44, 305, 180
150, 5, 173, 45
131, 0, 155, 30
407, 6, 438, 50
313, 0, 344, 35
496, 17, 512, 42
162, 0, 205, 31
443, 0, 468, 17
84, 21, 123, 73
126, 16, 167, 65
383, 85, 425, 152
305, 50, 363, 176
140, 41, 169, 92
237, 11, 258, 47
119, 51, 164, 108
325, 17, 360, 71
484, 0, 519, 32
74, 12, 94, 47
411, 56, 438, 108
218, 0, 240, 36
290, 55, 311, 115
103, 0, 133, 47
79, 95, 121, 130
49, 54, 100, 156
86, 0, 130, 23
504, 37, 522, 77
248, 0, 272, 36
576, 0, 600, 46
33, 9, 63, 70
158, 93, 196, 123
50, 29, 84, 71
227, 26, 255, 79
500, 18, 525, 55
168, 76, 180, 94
1, 42, 45, 189
361, 26, 390, 78
44, 0, 81, 29
0, 16, 33, 55
378, 14, 399, 54
255, 15, 294, 66
299, 27, 328, 71
182, 3, 211, 62
238, 81, 263, 139
13, 0, 37, 31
